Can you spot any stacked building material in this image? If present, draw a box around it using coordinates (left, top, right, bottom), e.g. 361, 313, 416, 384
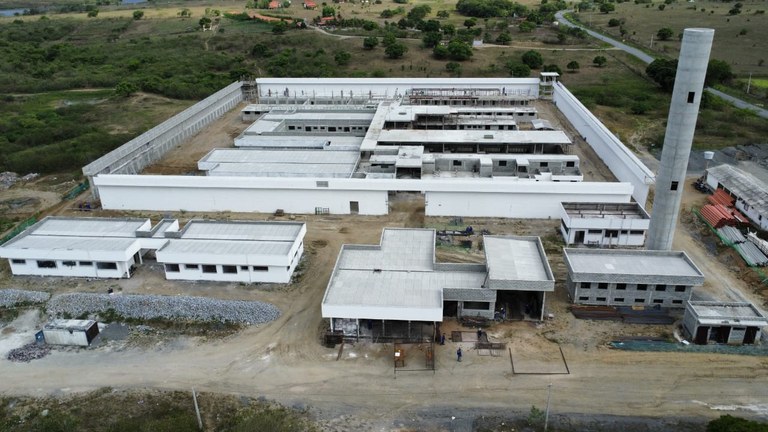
707, 188, 735, 207
747, 232, 768, 256
700, 204, 737, 228
717, 226, 746, 244
735, 242, 768, 267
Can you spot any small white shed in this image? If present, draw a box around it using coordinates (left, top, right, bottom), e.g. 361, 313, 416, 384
42, 319, 100, 347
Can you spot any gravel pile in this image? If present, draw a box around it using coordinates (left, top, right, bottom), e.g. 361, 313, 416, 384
47, 293, 281, 325
7, 343, 51, 363
0, 289, 51, 308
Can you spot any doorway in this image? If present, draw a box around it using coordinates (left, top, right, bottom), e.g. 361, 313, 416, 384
349, 201, 359, 214
574, 230, 585, 244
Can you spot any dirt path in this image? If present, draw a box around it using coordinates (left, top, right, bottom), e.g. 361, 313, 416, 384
1, 208, 767, 426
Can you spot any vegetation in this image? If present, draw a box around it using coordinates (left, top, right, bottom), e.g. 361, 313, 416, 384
567, 60, 580, 72
646, 58, 734, 92
707, 415, 768, 432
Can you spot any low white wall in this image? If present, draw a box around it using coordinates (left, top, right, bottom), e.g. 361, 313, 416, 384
95, 175, 633, 219
553, 82, 654, 206
425, 184, 633, 218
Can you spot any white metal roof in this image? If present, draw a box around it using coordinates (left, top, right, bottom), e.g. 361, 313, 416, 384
180, 221, 304, 242
29, 217, 149, 238
484, 236, 552, 282
376, 130, 571, 145
707, 164, 768, 217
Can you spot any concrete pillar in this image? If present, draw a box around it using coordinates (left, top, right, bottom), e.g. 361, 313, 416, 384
647, 28, 714, 251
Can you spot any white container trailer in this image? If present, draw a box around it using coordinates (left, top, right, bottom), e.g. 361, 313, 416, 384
42, 319, 100, 347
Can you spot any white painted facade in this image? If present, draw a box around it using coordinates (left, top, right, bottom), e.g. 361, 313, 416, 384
0, 217, 306, 284
559, 202, 650, 247
42, 319, 100, 346
94, 174, 633, 218
256, 78, 541, 99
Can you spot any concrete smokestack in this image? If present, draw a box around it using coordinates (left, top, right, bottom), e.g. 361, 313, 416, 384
647, 28, 714, 251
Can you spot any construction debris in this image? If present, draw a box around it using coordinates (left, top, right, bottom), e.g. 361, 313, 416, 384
7, 343, 52, 363
0, 289, 51, 308
717, 226, 746, 244
0, 172, 19, 190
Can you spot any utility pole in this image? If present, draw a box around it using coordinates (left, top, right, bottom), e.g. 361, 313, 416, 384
746, 72, 752, 94
650, 34, 654, 49
544, 383, 553, 431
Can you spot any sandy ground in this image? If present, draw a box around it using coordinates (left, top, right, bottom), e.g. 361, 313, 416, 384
1, 198, 767, 429
1, 103, 768, 429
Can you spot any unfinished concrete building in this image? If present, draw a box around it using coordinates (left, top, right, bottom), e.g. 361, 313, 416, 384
85, 76, 655, 217
321, 229, 554, 340
563, 249, 704, 308
559, 202, 650, 247
683, 301, 767, 345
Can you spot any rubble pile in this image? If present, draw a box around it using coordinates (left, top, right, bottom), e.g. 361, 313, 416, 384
7, 343, 51, 363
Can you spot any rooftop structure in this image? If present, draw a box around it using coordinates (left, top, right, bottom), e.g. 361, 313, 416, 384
321, 228, 555, 338
705, 164, 768, 230
683, 301, 767, 345
563, 248, 704, 308
198, 149, 360, 178
0, 217, 306, 283
560, 202, 651, 247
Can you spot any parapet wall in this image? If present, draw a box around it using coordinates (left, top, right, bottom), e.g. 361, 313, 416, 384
82, 81, 244, 198
553, 82, 654, 205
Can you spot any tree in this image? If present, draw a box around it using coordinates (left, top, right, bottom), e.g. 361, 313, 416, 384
87, 9, 99, 17
199, 16, 212, 29
334, 50, 351, 66
521, 50, 543, 69
433, 44, 449, 59
115, 81, 138, 98
593, 55, 607, 67
447, 39, 473, 61
658, 4, 666, 10
463, 18, 477, 29
706, 59, 734, 86
363, 36, 379, 50
383, 32, 398, 47
707, 415, 768, 432
446, 61, 462, 76
656, 27, 673, 41
271, 20, 288, 34
645, 58, 677, 91
442, 23, 456, 37
543, 64, 562, 74
385, 41, 408, 59
495, 31, 511, 45
566, 60, 580, 72
519, 21, 536, 32
437, 10, 450, 18
506, 61, 531, 77
132, 10, 144, 20
407, 4, 431, 21
179, 8, 192, 17
422, 31, 442, 48
599, 2, 615, 13
321, 5, 335, 17
608, 18, 621, 26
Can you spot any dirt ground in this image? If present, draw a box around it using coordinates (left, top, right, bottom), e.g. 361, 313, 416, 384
2, 103, 768, 430
1, 195, 768, 430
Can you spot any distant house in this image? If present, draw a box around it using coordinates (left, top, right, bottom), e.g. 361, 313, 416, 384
317, 16, 335, 25
268, 0, 280, 9
303, 0, 317, 9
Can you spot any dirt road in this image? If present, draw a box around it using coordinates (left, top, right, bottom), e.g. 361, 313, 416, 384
1, 204, 767, 428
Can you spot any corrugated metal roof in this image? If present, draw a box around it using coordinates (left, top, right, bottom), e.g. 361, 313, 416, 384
707, 164, 768, 218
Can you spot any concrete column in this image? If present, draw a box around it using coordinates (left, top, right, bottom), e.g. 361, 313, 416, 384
647, 28, 714, 251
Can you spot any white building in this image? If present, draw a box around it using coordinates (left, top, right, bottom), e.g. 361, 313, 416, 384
156, 220, 305, 284
321, 229, 554, 340
0, 217, 306, 283
705, 164, 768, 230
0, 217, 149, 278
559, 202, 650, 247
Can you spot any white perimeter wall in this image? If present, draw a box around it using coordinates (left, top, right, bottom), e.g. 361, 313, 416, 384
257, 78, 541, 99
553, 82, 654, 206
95, 175, 633, 219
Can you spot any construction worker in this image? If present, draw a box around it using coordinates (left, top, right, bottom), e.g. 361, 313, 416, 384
457, 347, 463, 362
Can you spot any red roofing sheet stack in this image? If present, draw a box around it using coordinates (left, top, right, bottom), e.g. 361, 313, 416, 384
700, 204, 738, 228
707, 189, 735, 207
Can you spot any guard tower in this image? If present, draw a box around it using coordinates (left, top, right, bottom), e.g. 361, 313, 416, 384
647, 28, 714, 251
539, 72, 559, 99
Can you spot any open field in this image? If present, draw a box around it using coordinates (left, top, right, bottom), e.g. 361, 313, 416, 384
573, 0, 768, 76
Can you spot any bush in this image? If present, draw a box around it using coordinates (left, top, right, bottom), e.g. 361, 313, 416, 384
506, 61, 530, 77
384, 41, 408, 58
132, 10, 144, 20
521, 50, 543, 69
363, 36, 379, 49
608, 18, 621, 26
